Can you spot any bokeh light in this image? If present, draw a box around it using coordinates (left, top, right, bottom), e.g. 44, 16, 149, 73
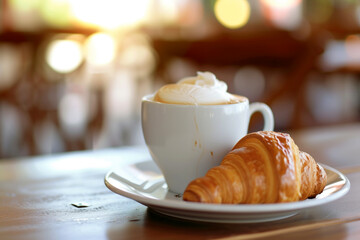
320, 40, 346, 71
214, 0, 251, 29
260, 0, 302, 30
59, 91, 88, 138
119, 44, 155, 75
146, 0, 179, 26
46, 39, 83, 74
84, 32, 116, 66
117, 33, 156, 77
261, 0, 300, 9
3, 0, 360, 158
177, 0, 204, 27
320, 35, 360, 71
345, 35, 360, 66
70, 0, 150, 29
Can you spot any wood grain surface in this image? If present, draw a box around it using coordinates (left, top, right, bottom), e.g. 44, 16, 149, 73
1, 124, 360, 240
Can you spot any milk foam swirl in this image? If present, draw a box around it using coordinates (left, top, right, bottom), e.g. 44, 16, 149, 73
154, 72, 243, 105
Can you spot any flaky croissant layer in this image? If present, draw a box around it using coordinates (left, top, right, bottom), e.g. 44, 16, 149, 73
183, 131, 327, 204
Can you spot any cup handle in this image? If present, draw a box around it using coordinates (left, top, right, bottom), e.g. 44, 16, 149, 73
248, 102, 274, 131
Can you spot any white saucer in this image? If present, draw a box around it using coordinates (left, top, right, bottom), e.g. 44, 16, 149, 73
104, 160, 350, 223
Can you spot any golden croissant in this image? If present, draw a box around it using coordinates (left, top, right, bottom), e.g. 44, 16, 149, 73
183, 131, 327, 204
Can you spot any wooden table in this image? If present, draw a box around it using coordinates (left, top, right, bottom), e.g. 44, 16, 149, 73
1, 124, 360, 240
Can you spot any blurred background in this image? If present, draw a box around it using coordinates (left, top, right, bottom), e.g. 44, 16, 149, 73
0, 0, 359, 158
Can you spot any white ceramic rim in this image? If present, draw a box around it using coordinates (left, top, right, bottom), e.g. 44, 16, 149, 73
141, 94, 249, 107
104, 163, 350, 214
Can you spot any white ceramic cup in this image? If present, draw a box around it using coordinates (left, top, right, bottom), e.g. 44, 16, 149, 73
141, 94, 274, 194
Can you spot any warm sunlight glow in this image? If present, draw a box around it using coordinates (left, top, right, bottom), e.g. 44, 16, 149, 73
214, 0, 250, 29
40, 0, 71, 28
70, 0, 150, 29
46, 39, 83, 73
261, 0, 300, 9
84, 32, 116, 66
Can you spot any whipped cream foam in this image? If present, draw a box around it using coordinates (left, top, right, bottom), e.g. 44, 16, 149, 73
154, 72, 245, 105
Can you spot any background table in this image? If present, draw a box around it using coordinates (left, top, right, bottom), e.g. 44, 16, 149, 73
1, 124, 360, 240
